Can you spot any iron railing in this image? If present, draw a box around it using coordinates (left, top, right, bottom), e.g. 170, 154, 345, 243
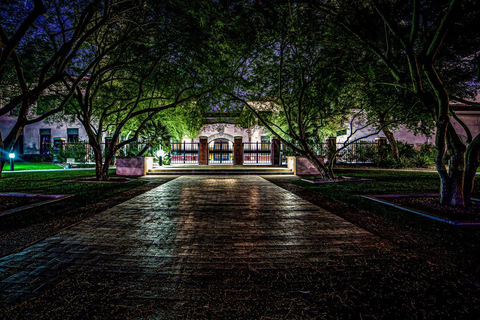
243, 142, 271, 165
208, 140, 233, 164
171, 142, 199, 164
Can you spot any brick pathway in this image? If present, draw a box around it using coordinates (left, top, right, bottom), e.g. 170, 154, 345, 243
0, 176, 478, 319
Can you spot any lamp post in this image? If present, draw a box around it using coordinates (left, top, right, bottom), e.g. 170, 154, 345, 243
156, 149, 165, 166
9, 153, 15, 171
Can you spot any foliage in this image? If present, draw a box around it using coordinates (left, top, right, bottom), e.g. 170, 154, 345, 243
317, 0, 480, 206
56, 142, 89, 163
66, 0, 232, 180
161, 154, 171, 166
229, 2, 360, 179
0, 0, 116, 175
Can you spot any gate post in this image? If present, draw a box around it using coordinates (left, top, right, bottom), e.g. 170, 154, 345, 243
199, 136, 208, 165
271, 138, 280, 166
234, 136, 243, 165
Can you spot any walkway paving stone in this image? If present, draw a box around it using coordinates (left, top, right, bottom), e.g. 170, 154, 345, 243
1, 176, 479, 319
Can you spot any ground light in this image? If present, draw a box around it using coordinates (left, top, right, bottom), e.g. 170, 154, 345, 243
9, 153, 15, 171
157, 149, 165, 166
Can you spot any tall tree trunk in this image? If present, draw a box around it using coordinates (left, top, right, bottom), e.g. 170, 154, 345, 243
326, 152, 336, 179
0, 160, 5, 177
91, 144, 106, 181
304, 148, 334, 179
0, 130, 4, 178
464, 135, 480, 204
381, 126, 400, 161
438, 124, 467, 207
98, 143, 117, 181
435, 120, 451, 206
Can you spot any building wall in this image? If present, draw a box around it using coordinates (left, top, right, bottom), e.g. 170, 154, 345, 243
184, 124, 270, 143
0, 114, 88, 155
336, 112, 480, 148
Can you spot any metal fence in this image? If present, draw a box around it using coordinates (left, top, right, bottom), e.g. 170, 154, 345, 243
171, 142, 199, 164
40, 141, 153, 163
279, 141, 381, 165
335, 142, 379, 164
243, 142, 271, 165
208, 140, 233, 164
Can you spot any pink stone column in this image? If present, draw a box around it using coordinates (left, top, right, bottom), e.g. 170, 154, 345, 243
199, 136, 208, 165
234, 136, 243, 165
271, 138, 280, 166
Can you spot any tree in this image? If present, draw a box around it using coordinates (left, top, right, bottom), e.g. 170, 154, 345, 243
0, 0, 115, 176
231, 2, 390, 179
68, 0, 245, 180
316, 0, 480, 207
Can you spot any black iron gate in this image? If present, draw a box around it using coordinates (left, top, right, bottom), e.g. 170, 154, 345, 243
171, 141, 199, 164
208, 139, 233, 164
243, 141, 271, 164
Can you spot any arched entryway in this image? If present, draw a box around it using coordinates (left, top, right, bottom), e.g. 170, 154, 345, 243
208, 138, 233, 164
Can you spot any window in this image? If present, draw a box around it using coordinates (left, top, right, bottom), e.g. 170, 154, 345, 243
67, 128, 79, 143
261, 135, 270, 151
40, 129, 51, 154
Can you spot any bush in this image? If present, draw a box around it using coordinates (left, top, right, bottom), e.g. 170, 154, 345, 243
397, 141, 416, 158
162, 154, 171, 165
410, 153, 434, 168
375, 154, 409, 169
57, 142, 89, 163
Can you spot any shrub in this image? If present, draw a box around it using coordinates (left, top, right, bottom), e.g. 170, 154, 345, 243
376, 154, 409, 169
397, 141, 416, 158
410, 153, 434, 168
57, 142, 89, 163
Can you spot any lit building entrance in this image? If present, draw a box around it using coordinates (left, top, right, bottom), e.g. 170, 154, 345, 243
208, 139, 233, 164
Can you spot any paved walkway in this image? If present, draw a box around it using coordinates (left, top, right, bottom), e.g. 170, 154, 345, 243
0, 176, 478, 319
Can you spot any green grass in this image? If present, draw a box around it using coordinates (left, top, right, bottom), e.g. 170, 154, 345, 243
0, 169, 145, 225
293, 169, 480, 225
4, 161, 63, 171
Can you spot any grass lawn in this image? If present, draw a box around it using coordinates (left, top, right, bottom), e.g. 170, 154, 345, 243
0, 169, 145, 226
4, 161, 63, 171
293, 169, 480, 225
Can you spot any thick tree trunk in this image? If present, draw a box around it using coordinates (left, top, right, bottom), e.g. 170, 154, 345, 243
435, 120, 452, 206
436, 124, 467, 207
381, 126, 400, 161
101, 152, 115, 181
326, 153, 336, 179
446, 148, 466, 207
0, 160, 5, 177
463, 135, 480, 205
299, 139, 334, 179
91, 143, 107, 181
304, 150, 334, 180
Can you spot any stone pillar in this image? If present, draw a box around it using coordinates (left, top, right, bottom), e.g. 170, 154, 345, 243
375, 137, 388, 161
199, 136, 208, 165
271, 138, 280, 166
234, 136, 243, 165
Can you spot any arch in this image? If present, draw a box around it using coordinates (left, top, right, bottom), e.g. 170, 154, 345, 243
207, 133, 235, 143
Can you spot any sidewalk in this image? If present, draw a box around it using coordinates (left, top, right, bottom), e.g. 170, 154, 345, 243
1, 176, 479, 318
